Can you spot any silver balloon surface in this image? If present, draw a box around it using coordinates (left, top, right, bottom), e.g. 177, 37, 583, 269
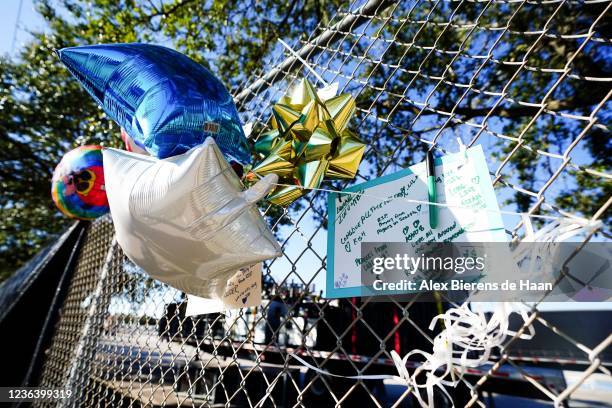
103, 137, 281, 297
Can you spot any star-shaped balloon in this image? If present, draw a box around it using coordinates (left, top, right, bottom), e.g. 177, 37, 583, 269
103, 137, 281, 297
58, 43, 251, 164
251, 79, 366, 206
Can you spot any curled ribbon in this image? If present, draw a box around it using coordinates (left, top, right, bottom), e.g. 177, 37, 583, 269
250, 79, 366, 206
290, 302, 535, 408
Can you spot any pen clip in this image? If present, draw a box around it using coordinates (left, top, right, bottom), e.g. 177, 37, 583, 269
426, 149, 435, 178
426, 149, 438, 230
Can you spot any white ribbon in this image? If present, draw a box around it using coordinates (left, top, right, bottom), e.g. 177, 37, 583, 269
289, 302, 534, 408
287, 210, 602, 406
398, 302, 534, 407
290, 353, 399, 380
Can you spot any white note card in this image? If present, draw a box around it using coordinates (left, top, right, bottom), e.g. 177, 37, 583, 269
326, 145, 507, 298
186, 263, 262, 315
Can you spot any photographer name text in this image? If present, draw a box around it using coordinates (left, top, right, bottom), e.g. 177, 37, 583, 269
372, 279, 553, 292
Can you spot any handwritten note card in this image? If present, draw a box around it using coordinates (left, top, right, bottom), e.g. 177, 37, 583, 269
326, 145, 506, 298
186, 263, 262, 315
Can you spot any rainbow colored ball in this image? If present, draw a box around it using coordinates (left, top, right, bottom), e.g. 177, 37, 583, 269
51, 145, 109, 220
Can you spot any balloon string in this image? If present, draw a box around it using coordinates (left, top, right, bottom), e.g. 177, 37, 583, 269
249, 171, 592, 224
289, 353, 400, 381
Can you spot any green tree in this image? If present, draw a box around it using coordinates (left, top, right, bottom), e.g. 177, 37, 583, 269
328, 0, 611, 228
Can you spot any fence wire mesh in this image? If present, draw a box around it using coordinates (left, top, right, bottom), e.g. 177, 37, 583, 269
35, 0, 610, 407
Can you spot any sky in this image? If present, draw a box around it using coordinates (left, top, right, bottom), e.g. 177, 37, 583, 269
0, 0, 47, 57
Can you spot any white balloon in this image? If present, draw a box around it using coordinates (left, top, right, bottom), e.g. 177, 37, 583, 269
102, 137, 281, 297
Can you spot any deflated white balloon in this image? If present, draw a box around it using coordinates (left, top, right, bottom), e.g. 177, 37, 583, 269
103, 137, 281, 297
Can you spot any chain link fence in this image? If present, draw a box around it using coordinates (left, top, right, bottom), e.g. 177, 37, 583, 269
34, 0, 610, 406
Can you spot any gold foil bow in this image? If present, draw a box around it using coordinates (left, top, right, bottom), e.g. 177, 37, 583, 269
251, 79, 365, 206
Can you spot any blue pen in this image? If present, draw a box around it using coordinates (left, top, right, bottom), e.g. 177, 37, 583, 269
426, 150, 438, 229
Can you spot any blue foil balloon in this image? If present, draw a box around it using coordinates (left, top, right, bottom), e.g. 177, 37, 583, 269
58, 43, 251, 163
